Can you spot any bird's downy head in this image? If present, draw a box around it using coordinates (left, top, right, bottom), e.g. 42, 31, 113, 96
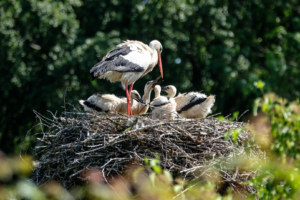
131, 90, 145, 104
149, 40, 163, 78
161, 85, 177, 98
153, 85, 162, 99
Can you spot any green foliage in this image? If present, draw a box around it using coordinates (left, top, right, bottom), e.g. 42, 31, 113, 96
1, 0, 300, 154
217, 111, 240, 121
224, 128, 243, 145
245, 93, 300, 199
254, 80, 265, 94
247, 162, 300, 200
253, 93, 300, 161
0, 154, 233, 200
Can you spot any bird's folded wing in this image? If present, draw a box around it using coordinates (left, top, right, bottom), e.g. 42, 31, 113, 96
151, 96, 171, 107
82, 101, 103, 112
90, 45, 151, 79
177, 97, 207, 113
99, 94, 121, 101
152, 101, 171, 107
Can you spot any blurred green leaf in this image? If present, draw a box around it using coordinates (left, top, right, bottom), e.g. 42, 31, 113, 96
144, 157, 149, 165
152, 165, 162, 175
173, 184, 182, 193
17, 180, 46, 200
253, 98, 262, 116
163, 170, 173, 184
149, 172, 156, 187
150, 158, 160, 168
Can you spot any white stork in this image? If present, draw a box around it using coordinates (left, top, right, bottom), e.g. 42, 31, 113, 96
161, 85, 215, 119
79, 90, 144, 115
150, 85, 177, 120
90, 40, 164, 116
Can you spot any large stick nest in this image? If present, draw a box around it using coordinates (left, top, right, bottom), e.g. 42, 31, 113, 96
32, 110, 263, 196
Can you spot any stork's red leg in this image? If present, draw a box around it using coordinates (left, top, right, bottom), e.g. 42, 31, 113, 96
125, 85, 131, 116
129, 96, 132, 116
129, 83, 134, 94
128, 83, 134, 115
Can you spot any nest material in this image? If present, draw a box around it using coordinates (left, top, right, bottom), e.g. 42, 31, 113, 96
32, 110, 263, 196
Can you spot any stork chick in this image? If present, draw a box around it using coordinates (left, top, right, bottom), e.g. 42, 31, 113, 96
132, 76, 163, 115
161, 85, 215, 119
79, 90, 144, 115
150, 85, 177, 120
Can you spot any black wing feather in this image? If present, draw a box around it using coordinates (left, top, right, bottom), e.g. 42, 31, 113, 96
177, 97, 207, 113
90, 46, 144, 80
101, 46, 130, 61
83, 101, 103, 112
183, 91, 200, 96
153, 101, 170, 107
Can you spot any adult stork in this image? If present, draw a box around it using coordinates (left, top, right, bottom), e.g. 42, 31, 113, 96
90, 40, 164, 116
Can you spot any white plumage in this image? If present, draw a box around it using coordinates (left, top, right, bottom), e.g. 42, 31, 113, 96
90, 40, 164, 116
100, 44, 153, 85
79, 90, 143, 115
161, 85, 215, 119
79, 77, 162, 116
131, 77, 163, 115
150, 85, 177, 120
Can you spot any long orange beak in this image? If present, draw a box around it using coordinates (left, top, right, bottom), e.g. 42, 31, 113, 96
158, 53, 163, 78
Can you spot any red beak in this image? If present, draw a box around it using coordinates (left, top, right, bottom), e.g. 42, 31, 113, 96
158, 53, 163, 78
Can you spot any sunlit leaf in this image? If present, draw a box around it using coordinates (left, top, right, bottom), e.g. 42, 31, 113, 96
253, 98, 262, 116
149, 172, 156, 186
144, 157, 149, 165
173, 184, 182, 193
163, 170, 173, 184
254, 80, 265, 90
17, 180, 46, 200
152, 165, 162, 175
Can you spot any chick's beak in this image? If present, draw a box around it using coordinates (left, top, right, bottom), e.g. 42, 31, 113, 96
151, 76, 164, 88
160, 86, 167, 91
158, 53, 163, 78
138, 97, 146, 104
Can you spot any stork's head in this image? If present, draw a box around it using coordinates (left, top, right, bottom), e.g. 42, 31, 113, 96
149, 40, 163, 78
131, 90, 145, 104
161, 85, 177, 98
149, 40, 163, 54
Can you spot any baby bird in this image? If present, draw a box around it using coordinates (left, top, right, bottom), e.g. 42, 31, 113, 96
150, 85, 177, 120
161, 85, 215, 119
132, 76, 163, 115
79, 90, 144, 114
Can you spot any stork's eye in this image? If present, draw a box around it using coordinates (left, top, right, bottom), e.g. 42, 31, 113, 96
160, 47, 162, 53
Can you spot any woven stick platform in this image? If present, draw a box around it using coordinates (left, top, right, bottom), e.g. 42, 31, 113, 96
32, 110, 263, 195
